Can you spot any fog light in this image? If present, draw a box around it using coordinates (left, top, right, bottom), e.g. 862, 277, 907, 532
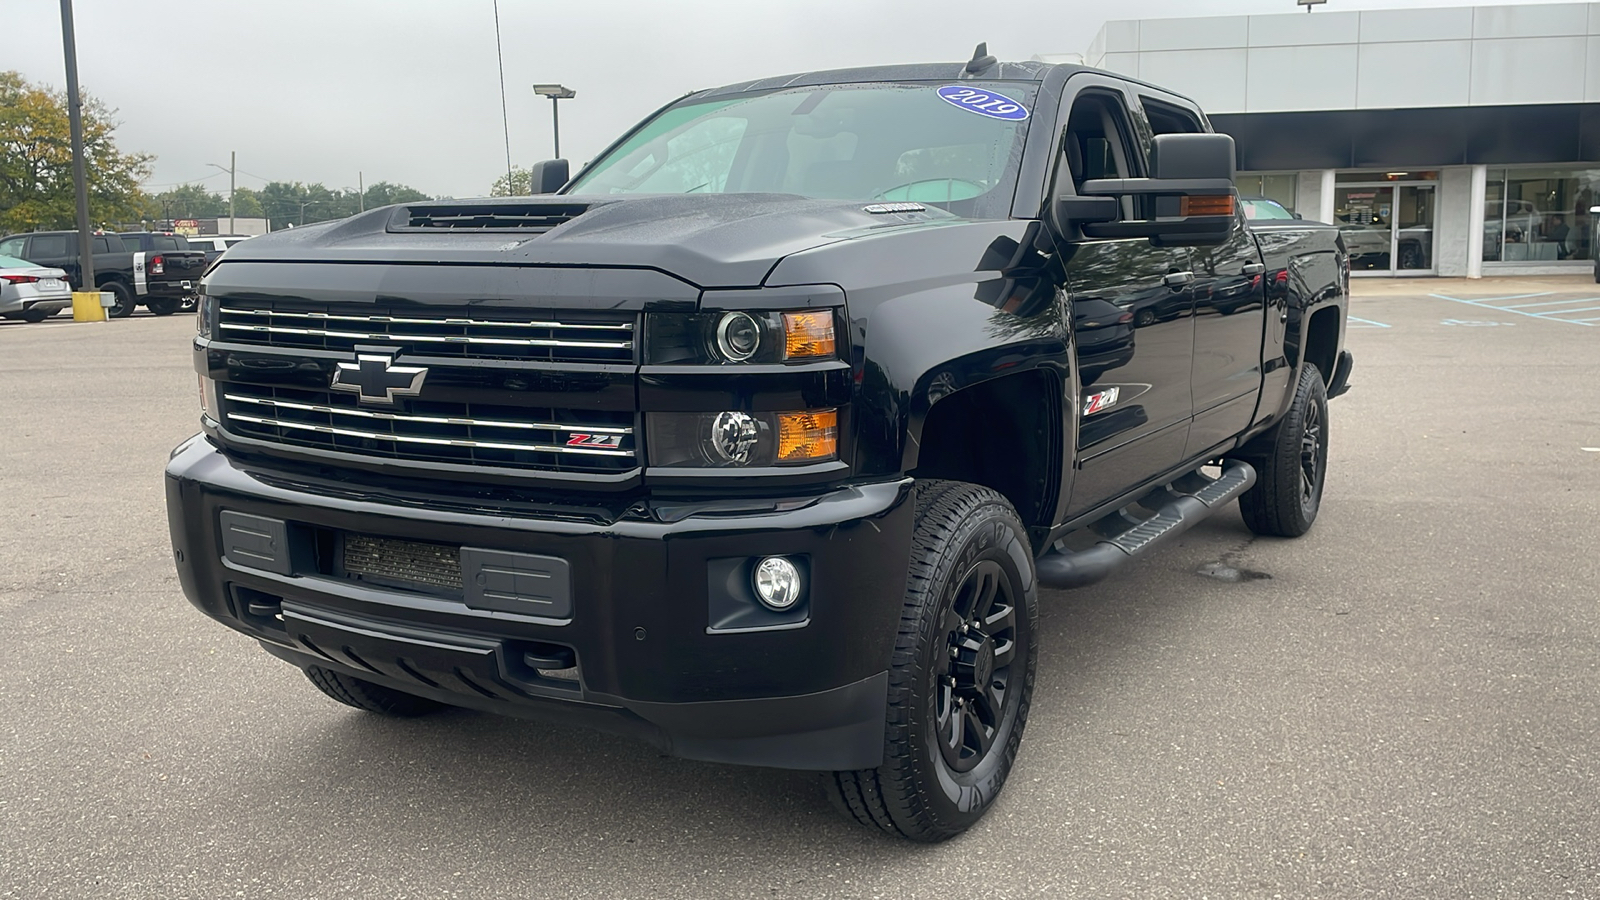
709, 411, 759, 463
716, 311, 762, 361
753, 556, 802, 611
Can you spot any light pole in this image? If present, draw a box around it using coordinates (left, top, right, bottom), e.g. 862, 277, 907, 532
207, 152, 235, 234
59, 0, 95, 290
532, 83, 576, 159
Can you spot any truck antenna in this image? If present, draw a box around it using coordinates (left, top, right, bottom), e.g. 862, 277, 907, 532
965, 42, 997, 75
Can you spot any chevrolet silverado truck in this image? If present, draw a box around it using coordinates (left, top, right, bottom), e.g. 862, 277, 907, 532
0, 230, 201, 317
166, 51, 1351, 842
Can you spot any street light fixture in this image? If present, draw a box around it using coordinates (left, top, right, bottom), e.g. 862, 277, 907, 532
532, 83, 576, 159
207, 151, 235, 234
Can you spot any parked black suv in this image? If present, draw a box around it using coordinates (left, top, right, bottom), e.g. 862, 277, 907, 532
167, 54, 1350, 842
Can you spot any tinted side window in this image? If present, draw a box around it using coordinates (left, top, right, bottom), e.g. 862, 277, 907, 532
1142, 97, 1204, 136
1063, 92, 1141, 185
0, 237, 25, 258
31, 235, 70, 257
152, 235, 181, 252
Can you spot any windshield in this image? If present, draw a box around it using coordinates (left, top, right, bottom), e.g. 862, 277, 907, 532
567, 82, 1038, 219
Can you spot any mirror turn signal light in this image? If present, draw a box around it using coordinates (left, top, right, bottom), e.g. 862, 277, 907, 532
782, 311, 836, 360
776, 409, 838, 462
1180, 195, 1236, 216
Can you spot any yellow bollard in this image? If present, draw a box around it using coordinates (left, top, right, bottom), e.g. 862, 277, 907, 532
71, 291, 106, 322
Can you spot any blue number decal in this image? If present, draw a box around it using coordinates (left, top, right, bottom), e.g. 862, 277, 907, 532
935, 85, 1028, 121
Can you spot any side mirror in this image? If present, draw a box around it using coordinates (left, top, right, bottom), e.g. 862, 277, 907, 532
1054, 133, 1239, 246
528, 159, 570, 194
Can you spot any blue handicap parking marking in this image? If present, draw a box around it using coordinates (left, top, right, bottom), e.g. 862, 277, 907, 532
1430, 293, 1599, 327
1347, 316, 1391, 328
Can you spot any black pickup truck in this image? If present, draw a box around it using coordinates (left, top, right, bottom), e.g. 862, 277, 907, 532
166, 54, 1350, 842
0, 230, 203, 317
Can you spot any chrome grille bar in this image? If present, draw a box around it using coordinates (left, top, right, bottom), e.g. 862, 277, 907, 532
226, 413, 633, 457
219, 322, 632, 350
221, 308, 633, 331
223, 394, 632, 434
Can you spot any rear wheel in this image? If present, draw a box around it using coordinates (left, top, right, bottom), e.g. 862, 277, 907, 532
303, 666, 445, 717
102, 281, 135, 318
826, 481, 1038, 842
1236, 363, 1329, 538
145, 296, 180, 316
20, 307, 49, 323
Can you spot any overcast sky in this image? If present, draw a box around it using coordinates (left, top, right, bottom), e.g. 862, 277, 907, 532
6, 0, 1573, 199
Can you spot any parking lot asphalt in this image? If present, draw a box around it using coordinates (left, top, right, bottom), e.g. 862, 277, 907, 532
2, 285, 1597, 899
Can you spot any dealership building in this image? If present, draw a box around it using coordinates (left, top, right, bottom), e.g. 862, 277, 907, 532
1080, 2, 1599, 277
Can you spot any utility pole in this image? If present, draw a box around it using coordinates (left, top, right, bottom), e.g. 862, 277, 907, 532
207, 155, 236, 233
358, 171, 364, 212
59, 0, 95, 289
532, 84, 576, 159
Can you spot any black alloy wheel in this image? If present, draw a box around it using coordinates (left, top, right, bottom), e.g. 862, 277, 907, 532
826, 481, 1038, 842
1236, 362, 1329, 538
102, 281, 135, 318
1298, 396, 1324, 512
936, 560, 1020, 773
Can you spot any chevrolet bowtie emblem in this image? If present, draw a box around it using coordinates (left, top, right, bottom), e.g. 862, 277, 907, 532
330, 351, 428, 406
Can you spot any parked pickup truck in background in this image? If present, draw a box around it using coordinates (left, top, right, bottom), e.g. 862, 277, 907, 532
166, 50, 1351, 842
0, 230, 201, 317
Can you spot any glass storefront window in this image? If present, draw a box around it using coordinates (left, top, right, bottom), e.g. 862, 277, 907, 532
1237, 173, 1297, 214
1483, 167, 1598, 264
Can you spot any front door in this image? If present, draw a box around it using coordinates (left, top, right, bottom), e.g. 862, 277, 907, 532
1056, 87, 1196, 517
1335, 183, 1437, 275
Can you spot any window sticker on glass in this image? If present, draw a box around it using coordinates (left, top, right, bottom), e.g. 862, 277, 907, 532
935, 86, 1029, 121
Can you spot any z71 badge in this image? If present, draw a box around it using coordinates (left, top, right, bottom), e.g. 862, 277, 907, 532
566, 433, 623, 448
1083, 387, 1120, 416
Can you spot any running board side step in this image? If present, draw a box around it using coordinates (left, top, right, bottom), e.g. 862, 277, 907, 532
1035, 461, 1257, 590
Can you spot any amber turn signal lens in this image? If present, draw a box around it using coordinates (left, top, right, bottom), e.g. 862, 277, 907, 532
782, 311, 836, 360
1181, 194, 1236, 216
776, 409, 838, 462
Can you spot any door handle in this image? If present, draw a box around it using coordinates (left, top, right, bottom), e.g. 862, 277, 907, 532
1161, 271, 1194, 288
1241, 262, 1265, 276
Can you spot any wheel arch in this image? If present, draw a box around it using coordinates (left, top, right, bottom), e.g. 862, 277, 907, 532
907, 368, 1063, 531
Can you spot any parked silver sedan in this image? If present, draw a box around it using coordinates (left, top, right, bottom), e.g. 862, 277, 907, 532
0, 255, 74, 322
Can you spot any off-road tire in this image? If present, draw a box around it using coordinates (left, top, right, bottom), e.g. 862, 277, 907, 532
102, 281, 135, 318
145, 296, 180, 316
825, 480, 1038, 842
1237, 363, 1328, 538
304, 666, 445, 717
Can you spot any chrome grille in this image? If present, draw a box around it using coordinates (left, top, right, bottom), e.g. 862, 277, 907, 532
217, 303, 635, 364
220, 383, 636, 474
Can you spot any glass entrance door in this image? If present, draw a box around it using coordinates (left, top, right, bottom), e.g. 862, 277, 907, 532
1334, 183, 1437, 274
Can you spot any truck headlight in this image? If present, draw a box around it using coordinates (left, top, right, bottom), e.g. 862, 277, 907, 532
647, 409, 838, 467
195, 292, 216, 338
645, 310, 837, 364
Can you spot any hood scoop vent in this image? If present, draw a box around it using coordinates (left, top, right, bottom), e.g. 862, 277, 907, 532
388, 202, 594, 233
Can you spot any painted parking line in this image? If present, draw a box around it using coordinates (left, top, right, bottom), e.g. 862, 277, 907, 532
1491, 296, 1600, 309
1542, 306, 1600, 318
1429, 293, 1598, 326
1450, 291, 1553, 304
1347, 316, 1391, 328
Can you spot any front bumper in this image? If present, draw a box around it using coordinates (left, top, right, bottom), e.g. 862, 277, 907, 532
164, 435, 915, 770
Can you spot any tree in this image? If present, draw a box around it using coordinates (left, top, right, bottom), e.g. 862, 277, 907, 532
228, 186, 264, 219
0, 71, 153, 232
363, 181, 429, 208
151, 183, 225, 219
491, 167, 531, 197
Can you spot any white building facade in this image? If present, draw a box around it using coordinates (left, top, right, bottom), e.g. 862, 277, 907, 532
1085, 2, 1600, 276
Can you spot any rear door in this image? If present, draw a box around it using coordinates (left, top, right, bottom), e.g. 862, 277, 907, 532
1135, 95, 1268, 458
1057, 81, 1196, 517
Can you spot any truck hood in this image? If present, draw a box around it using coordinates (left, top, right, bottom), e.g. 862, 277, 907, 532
220, 194, 956, 289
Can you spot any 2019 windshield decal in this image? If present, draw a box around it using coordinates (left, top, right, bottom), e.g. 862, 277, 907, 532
935, 86, 1029, 121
